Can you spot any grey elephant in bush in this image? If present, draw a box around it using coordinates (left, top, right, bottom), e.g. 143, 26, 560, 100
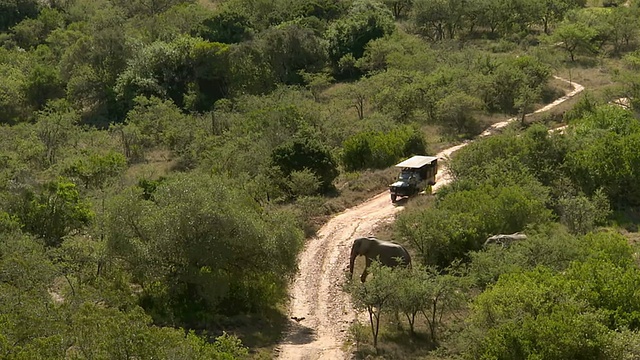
483, 232, 528, 248
349, 237, 412, 282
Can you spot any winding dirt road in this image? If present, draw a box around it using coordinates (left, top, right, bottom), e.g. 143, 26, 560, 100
275, 76, 584, 360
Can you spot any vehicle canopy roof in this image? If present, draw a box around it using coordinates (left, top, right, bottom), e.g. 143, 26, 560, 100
394, 155, 438, 169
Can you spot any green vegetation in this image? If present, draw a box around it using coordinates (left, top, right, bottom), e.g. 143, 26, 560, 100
356, 103, 640, 357
1, 0, 640, 357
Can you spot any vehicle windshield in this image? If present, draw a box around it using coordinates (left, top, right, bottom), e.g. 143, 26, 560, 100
399, 171, 412, 180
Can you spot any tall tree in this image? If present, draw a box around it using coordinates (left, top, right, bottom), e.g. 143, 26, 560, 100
115, 35, 230, 113
0, 0, 40, 32
325, 0, 395, 76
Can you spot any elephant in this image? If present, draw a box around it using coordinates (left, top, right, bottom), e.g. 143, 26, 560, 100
349, 237, 412, 282
483, 232, 528, 248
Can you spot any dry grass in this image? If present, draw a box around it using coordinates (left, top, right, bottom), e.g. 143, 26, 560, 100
347, 308, 466, 360
197, 0, 221, 10
317, 168, 397, 222
122, 149, 176, 187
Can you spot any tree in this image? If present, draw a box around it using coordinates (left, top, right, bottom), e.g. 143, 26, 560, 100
24, 63, 65, 111
465, 267, 612, 359
67, 303, 249, 359
438, 182, 552, 242
198, 7, 254, 44
286, 169, 322, 197
11, 7, 64, 49
122, 96, 190, 150
411, 0, 465, 41
115, 36, 230, 114
0, 61, 29, 124
467, 224, 585, 289
564, 107, 640, 206
34, 100, 79, 166
271, 137, 339, 193
472, 0, 510, 35
420, 264, 468, 344
483, 56, 551, 114
110, 0, 190, 17
518, 124, 569, 187
466, 232, 636, 359
540, 0, 586, 35
0, 227, 250, 358
557, 189, 610, 234
550, 21, 598, 61
0, 0, 40, 32
63, 151, 127, 189
0, 231, 63, 358
340, 81, 371, 120
106, 173, 304, 324
514, 84, 542, 125
435, 91, 483, 136
567, 257, 640, 330
617, 51, 640, 111
57, 7, 132, 123
109, 122, 145, 162
389, 266, 430, 335
341, 126, 427, 171
383, 0, 412, 19
345, 262, 401, 349
366, 69, 433, 121
560, 231, 640, 330
394, 207, 481, 267
325, 0, 395, 76
600, 6, 639, 53
506, 0, 546, 34
253, 24, 327, 85
10, 179, 94, 247
299, 71, 333, 101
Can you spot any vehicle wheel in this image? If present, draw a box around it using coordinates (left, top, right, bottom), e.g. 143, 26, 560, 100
391, 194, 397, 202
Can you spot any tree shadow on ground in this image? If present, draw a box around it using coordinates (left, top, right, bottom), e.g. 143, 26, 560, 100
219, 308, 290, 349
279, 320, 317, 345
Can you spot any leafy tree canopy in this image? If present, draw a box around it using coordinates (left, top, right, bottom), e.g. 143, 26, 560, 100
106, 172, 304, 324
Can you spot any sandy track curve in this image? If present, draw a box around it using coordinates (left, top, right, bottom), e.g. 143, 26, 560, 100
276, 76, 583, 360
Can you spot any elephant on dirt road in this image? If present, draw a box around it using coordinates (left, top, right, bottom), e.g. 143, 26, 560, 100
349, 237, 412, 282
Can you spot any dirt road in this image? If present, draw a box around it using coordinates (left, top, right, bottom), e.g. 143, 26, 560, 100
276, 76, 584, 360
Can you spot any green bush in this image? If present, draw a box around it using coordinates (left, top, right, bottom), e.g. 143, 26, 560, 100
341, 126, 427, 171
325, 0, 395, 76
467, 224, 582, 288
106, 173, 304, 325
63, 151, 127, 189
9, 179, 93, 247
464, 268, 612, 360
271, 137, 338, 193
557, 189, 611, 235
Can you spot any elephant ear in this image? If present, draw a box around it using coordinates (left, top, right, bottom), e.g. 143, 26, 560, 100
358, 237, 372, 254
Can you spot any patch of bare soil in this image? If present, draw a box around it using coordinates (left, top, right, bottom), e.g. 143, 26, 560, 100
275, 77, 584, 360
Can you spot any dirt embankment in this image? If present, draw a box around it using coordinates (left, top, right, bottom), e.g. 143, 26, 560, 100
276, 77, 584, 360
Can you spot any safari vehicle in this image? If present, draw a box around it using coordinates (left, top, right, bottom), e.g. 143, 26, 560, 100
389, 155, 438, 202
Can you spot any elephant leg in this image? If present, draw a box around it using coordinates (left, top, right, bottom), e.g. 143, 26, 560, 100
360, 257, 372, 282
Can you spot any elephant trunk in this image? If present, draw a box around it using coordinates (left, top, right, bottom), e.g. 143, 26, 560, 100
349, 247, 357, 279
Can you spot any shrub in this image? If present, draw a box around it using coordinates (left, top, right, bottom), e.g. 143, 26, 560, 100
341, 126, 427, 171
271, 137, 339, 193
